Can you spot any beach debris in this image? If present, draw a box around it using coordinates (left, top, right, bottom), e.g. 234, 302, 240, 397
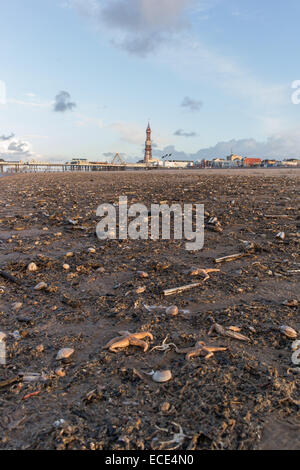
137, 271, 149, 278
280, 325, 297, 339
27, 262, 38, 272
11, 330, 21, 340
215, 253, 245, 264
163, 282, 203, 297
68, 218, 78, 226
188, 268, 220, 281
65, 252, 73, 257
282, 299, 298, 307
143, 369, 172, 383
135, 286, 146, 294
0, 376, 23, 389
12, 302, 23, 312
292, 350, 300, 366
175, 341, 227, 360
23, 391, 41, 400
208, 323, 250, 342
34, 282, 48, 291
0, 270, 19, 284
160, 402, 171, 412
36, 344, 44, 353
152, 422, 190, 450
103, 331, 153, 353
166, 305, 179, 316
152, 370, 172, 383
150, 336, 177, 353
88, 247, 96, 254
63, 264, 70, 270
206, 217, 223, 233
56, 348, 74, 360
276, 232, 286, 240
0, 332, 7, 342
292, 340, 300, 352
55, 367, 66, 377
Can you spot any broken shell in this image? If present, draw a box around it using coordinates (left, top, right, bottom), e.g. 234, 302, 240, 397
34, 282, 47, 291
56, 348, 74, 360
36, 344, 44, 353
55, 367, 66, 377
63, 264, 70, 270
152, 370, 172, 383
292, 349, 300, 365
291, 340, 300, 352
166, 305, 179, 317
27, 262, 38, 272
276, 232, 285, 240
12, 302, 23, 312
88, 248, 96, 254
280, 325, 297, 339
136, 286, 146, 294
66, 252, 73, 257
137, 271, 149, 278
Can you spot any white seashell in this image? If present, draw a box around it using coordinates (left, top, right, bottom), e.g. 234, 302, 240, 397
152, 370, 172, 383
34, 282, 47, 291
292, 340, 300, 351
0, 332, 7, 342
292, 349, 300, 365
280, 325, 297, 339
166, 305, 179, 316
88, 248, 96, 253
27, 262, 38, 272
56, 348, 74, 360
276, 232, 285, 240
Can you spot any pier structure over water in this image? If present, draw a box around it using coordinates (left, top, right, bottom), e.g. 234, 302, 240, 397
0, 161, 154, 173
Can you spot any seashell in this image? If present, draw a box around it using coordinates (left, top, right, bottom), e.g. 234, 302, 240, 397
166, 305, 179, 317
36, 344, 44, 353
291, 340, 300, 352
138, 271, 149, 278
27, 262, 38, 272
88, 248, 96, 253
276, 232, 285, 240
280, 325, 297, 339
34, 282, 47, 291
0, 332, 7, 342
56, 348, 74, 360
63, 264, 70, 270
152, 370, 172, 383
55, 367, 66, 377
136, 286, 146, 294
66, 252, 73, 257
12, 302, 23, 312
292, 349, 300, 365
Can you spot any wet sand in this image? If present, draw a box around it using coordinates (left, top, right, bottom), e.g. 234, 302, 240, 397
0, 170, 299, 450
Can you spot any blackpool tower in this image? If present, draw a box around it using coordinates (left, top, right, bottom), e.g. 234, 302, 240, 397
144, 122, 152, 163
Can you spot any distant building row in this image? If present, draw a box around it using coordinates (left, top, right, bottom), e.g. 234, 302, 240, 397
198, 154, 300, 168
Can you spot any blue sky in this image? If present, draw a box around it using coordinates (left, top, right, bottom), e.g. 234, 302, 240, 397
1, 0, 300, 162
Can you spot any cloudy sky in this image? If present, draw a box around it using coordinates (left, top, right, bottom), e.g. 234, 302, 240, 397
1, 0, 300, 162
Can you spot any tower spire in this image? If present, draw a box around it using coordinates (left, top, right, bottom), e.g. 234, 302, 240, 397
144, 122, 152, 163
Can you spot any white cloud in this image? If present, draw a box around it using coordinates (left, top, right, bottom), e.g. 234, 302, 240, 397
0, 134, 40, 161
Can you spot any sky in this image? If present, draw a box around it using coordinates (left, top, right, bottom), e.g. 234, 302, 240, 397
1, 0, 300, 162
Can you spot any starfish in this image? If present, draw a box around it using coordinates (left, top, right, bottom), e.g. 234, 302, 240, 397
175, 341, 227, 360
208, 323, 250, 342
103, 331, 153, 353
189, 268, 220, 281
